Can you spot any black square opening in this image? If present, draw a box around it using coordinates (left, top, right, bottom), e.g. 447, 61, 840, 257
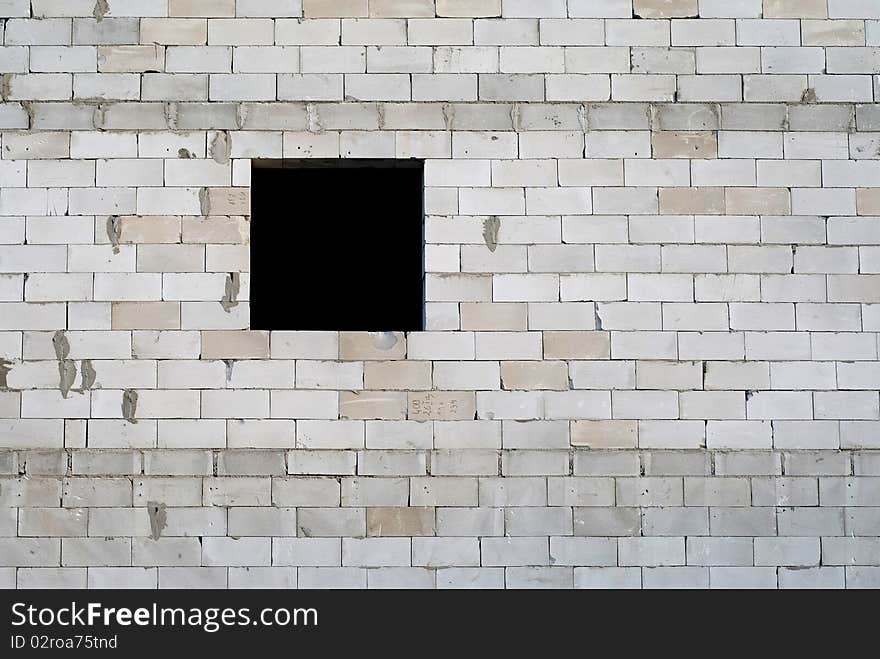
250, 159, 425, 332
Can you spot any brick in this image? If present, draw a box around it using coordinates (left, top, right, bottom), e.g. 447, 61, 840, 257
304, 0, 368, 18
170, 0, 235, 17
367, 507, 435, 536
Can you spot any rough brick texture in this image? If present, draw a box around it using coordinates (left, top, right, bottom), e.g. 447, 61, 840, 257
0, 0, 879, 590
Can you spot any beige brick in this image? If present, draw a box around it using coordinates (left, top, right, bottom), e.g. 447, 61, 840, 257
364, 362, 432, 390
369, 0, 435, 17
408, 391, 476, 420
304, 0, 369, 17
857, 189, 880, 216
763, 0, 828, 18
460, 303, 528, 331
652, 131, 717, 159
201, 330, 269, 359
118, 217, 182, 244
436, 0, 500, 17
725, 188, 790, 216
543, 332, 610, 360
339, 391, 407, 419
206, 189, 250, 216
182, 217, 249, 244
141, 19, 208, 46
634, 0, 697, 18
98, 46, 165, 73
659, 188, 725, 215
571, 420, 638, 448
339, 332, 407, 360
501, 362, 568, 391
169, 0, 236, 18
802, 20, 864, 47
112, 302, 181, 330
367, 507, 435, 536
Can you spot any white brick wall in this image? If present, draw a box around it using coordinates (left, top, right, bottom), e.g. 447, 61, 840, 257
0, 0, 878, 590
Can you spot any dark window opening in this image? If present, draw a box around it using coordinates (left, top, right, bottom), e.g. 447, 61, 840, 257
250, 159, 425, 332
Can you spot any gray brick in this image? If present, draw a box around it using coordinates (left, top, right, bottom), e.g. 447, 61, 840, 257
297, 508, 366, 537
721, 103, 787, 130
133, 538, 200, 567
343, 538, 410, 567
788, 104, 854, 131
822, 538, 880, 566
644, 507, 709, 536
297, 567, 366, 589
24, 451, 68, 476
437, 507, 505, 536
573, 450, 641, 476
367, 567, 434, 589
778, 567, 844, 589
73, 19, 139, 45
642, 566, 709, 589
574, 566, 641, 589
586, 103, 651, 129
752, 477, 818, 507
228, 507, 297, 536
18, 567, 86, 589
159, 567, 227, 589
652, 103, 719, 130
411, 477, 478, 506
778, 507, 844, 536
0, 539, 59, 566
687, 537, 753, 566
574, 507, 641, 536
19, 508, 86, 537
856, 104, 880, 131
218, 450, 286, 475
505, 566, 573, 588
709, 567, 776, 589
714, 451, 782, 476
62, 538, 131, 567
685, 477, 751, 506
710, 507, 777, 536
784, 451, 851, 476
479, 477, 547, 506
845, 567, 880, 589
273, 538, 341, 566
412, 538, 480, 567
820, 477, 880, 506
619, 537, 685, 567
846, 508, 880, 536
228, 567, 297, 589
853, 453, 880, 476
505, 507, 572, 535
430, 449, 498, 475
616, 477, 684, 506
755, 537, 820, 566
642, 451, 712, 476
272, 478, 340, 507
437, 567, 505, 588
341, 477, 409, 506
548, 477, 615, 506
481, 537, 549, 566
